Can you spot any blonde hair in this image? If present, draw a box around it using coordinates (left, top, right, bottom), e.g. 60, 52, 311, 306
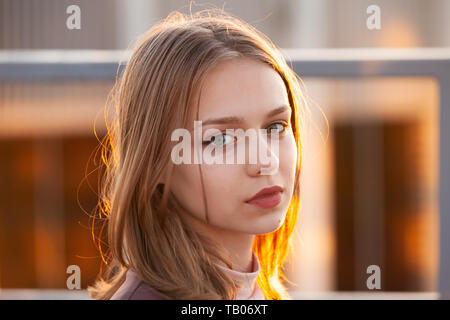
88, 8, 305, 300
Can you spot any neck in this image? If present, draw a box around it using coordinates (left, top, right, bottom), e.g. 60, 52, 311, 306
180, 213, 255, 272
214, 228, 255, 272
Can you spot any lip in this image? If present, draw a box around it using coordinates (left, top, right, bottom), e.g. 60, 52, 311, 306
245, 185, 283, 209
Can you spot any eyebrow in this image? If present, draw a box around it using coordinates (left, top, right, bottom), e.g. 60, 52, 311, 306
201, 105, 291, 126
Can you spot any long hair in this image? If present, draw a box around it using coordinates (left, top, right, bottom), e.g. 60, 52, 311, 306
88, 8, 306, 300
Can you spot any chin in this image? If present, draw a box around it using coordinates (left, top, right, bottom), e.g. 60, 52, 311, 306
251, 213, 287, 235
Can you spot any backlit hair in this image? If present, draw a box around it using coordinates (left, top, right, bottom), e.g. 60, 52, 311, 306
88, 8, 306, 300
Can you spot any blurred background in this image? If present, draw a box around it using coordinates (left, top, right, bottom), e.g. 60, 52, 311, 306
0, 0, 449, 299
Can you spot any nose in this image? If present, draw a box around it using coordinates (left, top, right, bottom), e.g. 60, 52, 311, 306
246, 129, 280, 176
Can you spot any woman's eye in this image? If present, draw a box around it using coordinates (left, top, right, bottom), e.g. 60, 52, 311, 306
267, 122, 288, 134
203, 133, 234, 148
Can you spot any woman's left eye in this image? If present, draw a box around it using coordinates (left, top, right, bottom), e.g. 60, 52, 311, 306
266, 122, 288, 134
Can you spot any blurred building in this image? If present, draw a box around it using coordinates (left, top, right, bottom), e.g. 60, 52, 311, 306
1, 0, 450, 50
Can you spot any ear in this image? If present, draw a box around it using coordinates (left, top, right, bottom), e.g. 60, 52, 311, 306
156, 160, 174, 189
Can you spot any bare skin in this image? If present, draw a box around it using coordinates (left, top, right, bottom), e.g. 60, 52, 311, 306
170, 57, 297, 272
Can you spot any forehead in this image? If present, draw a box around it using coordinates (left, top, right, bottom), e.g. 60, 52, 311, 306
191, 58, 290, 123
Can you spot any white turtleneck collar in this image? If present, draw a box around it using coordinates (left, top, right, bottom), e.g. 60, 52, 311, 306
215, 251, 266, 300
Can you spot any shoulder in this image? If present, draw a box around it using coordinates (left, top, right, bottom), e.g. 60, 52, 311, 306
110, 269, 164, 300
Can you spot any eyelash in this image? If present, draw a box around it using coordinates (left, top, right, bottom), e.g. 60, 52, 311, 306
202, 121, 290, 147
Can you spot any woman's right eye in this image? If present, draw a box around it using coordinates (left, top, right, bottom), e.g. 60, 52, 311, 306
203, 133, 234, 148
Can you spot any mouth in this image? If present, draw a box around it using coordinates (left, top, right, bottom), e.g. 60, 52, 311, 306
245, 185, 283, 209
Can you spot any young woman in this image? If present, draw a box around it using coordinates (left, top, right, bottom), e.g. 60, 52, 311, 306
88, 8, 307, 300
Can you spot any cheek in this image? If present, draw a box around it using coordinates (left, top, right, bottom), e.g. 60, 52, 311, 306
171, 164, 241, 221
201, 165, 242, 217
202, 165, 240, 198
279, 134, 297, 179
170, 165, 204, 215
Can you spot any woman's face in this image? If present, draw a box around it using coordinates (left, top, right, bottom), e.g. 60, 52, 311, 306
169, 57, 297, 235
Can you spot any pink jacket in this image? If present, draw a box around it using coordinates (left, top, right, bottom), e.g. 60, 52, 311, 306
110, 251, 264, 300
110, 269, 163, 300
